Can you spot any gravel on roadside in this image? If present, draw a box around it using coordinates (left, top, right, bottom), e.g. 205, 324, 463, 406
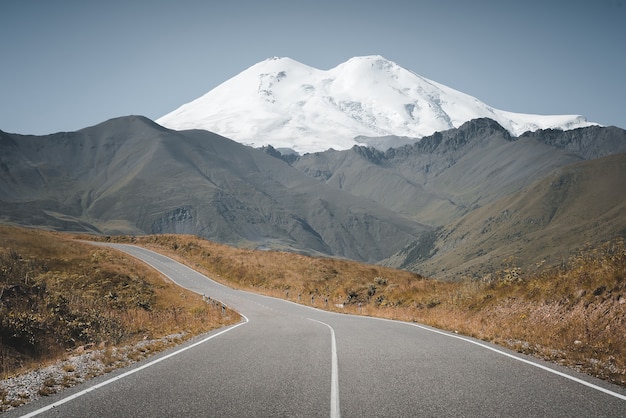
1, 333, 185, 413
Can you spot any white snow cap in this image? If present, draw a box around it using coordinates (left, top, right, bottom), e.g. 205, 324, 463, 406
157, 55, 598, 154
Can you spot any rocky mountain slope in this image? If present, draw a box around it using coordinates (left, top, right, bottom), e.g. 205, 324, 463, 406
382, 152, 626, 278
291, 119, 626, 227
0, 116, 425, 263
289, 120, 626, 277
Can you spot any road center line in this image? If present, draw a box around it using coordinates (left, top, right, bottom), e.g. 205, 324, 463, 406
308, 318, 341, 418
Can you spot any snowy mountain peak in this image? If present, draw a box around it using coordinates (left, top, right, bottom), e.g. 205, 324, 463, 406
157, 56, 598, 153
256, 56, 311, 71
336, 54, 396, 69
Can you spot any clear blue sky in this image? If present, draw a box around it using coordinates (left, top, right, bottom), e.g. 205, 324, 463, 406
1, 0, 624, 135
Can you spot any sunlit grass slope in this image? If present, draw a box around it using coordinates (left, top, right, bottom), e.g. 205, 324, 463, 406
0, 225, 239, 379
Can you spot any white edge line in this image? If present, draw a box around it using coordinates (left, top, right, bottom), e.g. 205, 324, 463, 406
20, 243, 250, 417
308, 318, 341, 418
19, 318, 248, 418
370, 316, 626, 402
246, 291, 626, 402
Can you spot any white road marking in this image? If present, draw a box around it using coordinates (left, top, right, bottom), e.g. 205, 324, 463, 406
369, 316, 626, 402
19, 317, 249, 418
308, 318, 341, 418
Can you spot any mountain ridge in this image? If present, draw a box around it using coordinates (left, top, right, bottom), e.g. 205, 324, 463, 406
291, 118, 620, 226
1, 116, 625, 279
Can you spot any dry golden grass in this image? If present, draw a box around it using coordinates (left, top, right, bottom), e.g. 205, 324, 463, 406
96, 233, 625, 386
4, 227, 622, 386
0, 225, 239, 379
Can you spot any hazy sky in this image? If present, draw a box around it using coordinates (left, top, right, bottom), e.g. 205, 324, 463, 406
1, 0, 624, 135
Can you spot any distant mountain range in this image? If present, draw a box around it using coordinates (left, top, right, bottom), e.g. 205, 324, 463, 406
289, 119, 626, 277
0, 116, 426, 263
157, 55, 598, 154
1, 116, 625, 279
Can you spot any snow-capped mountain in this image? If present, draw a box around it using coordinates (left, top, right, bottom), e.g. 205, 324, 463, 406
157, 55, 597, 154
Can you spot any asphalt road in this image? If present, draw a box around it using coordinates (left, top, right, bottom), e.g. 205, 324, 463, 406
9, 244, 626, 417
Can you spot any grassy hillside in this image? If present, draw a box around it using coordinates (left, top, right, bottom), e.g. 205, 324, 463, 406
0, 226, 239, 382
2, 225, 624, 393
395, 152, 626, 279
105, 233, 625, 386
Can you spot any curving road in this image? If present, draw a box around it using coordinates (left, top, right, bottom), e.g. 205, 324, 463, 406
9, 244, 626, 417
